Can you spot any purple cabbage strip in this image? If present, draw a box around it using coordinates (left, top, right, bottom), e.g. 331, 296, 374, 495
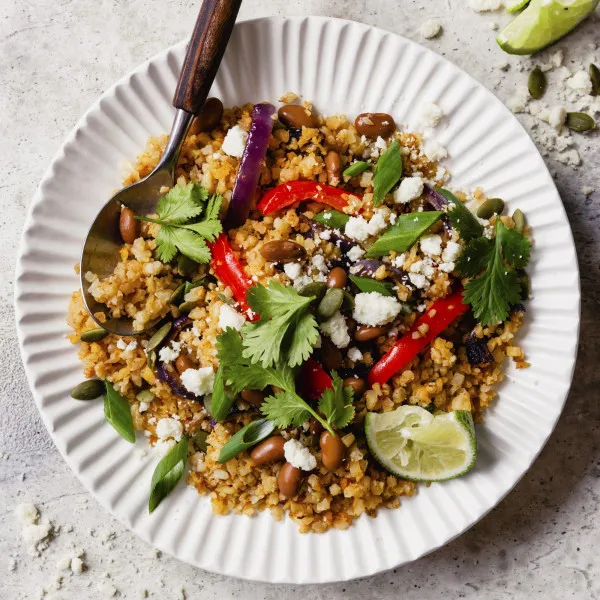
155, 316, 200, 400
423, 185, 453, 235
225, 103, 276, 229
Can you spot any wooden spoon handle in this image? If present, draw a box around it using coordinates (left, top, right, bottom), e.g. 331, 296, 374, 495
173, 0, 242, 114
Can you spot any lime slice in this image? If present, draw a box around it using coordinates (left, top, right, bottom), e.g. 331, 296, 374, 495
497, 0, 599, 55
365, 406, 477, 481
505, 0, 530, 13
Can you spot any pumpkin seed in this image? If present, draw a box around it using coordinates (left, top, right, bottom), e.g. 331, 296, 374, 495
565, 112, 595, 133
476, 198, 505, 220
178, 301, 197, 314
342, 290, 355, 311
147, 350, 156, 370
217, 292, 235, 306
590, 64, 600, 96
512, 209, 525, 234
177, 254, 197, 276
528, 67, 546, 100
193, 430, 209, 452
317, 288, 344, 320
71, 379, 105, 401
299, 281, 327, 300
136, 389, 155, 403
80, 328, 109, 343
146, 322, 172, 352
169, 284, 186, 305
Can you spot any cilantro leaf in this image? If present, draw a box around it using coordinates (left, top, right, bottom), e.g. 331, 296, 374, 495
203, 193, 223, 222
182, 219, 222, 242
436, 188, 484, 242
242, 282, 318, 368
373, 140, 402, 206
168, 228, 211, 264
260, 391, 312, 429
317, 371, 355, 429
157, 183, 206, 223
459, 220, 532, 325
154, 227, 178, 263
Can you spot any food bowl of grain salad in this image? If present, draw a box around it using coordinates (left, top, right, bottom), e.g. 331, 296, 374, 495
67, 94, 533, 533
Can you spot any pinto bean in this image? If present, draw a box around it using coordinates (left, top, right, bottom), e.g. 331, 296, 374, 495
250, 436, 286, 466
354, 325, 387, 342
119, 207, 138, 244
354, 113, 396, 139
343, 376, 366, 397
241, 389, 265, 407
259, 240, 306, 263
278, 105, 317, 129
320, 431, 345, 470
325, 150, 341, 184
327, 267, 347, 289
277, 462, 302, 498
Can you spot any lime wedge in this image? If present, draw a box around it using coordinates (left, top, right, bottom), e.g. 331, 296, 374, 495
365, 406, 477, 481
505, 0, 531, 13
497, 0, 599, 55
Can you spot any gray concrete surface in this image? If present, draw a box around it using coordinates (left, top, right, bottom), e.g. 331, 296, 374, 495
1, 1, 599, 598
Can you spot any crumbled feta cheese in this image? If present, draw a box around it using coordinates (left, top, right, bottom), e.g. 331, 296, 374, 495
15, 504, 53, 557
550, 50, 564, 68
374, 136, 387, 150
311, 254, 329, 274
347, 245, 365, 262
153, 439, 176, 457
221, 125, 247, 158
556, 149, 581, 166
548, 106, 567, 131
419, 233, 442, 257
218, 304, 246, 332
283, 262, 302, 280
353, 292, 403, 326
419, 19, 442, 39
410, 258, 435, 278
438, 262, 455, 273
507, 87, 529, 113
158, 341, 182, 364
582, 186, 595, 196
423, 140, 448, 162
292, 274, 313, 291
322, 212, 332, 221
468, 0, 502, 11
567, 71, 592, 96
138, 402, 149, 413
156, 418, 183, 442
345, 212, 388, 241
347, 347, 363, 362
419, 102, 443, 127
180, 367, 215, 397
408, 273, 428, 289
116, 339, 137, 353
189, 451, 206, 472
283, 439, 317, 471
394, 176, 424, 204
442, 240, 462, 263
319, 229, 332, 240
391, 253, 406, 269
320, 311, 350, 348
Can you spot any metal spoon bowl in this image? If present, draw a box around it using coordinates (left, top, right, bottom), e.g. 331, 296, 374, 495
80, 0, 241, 337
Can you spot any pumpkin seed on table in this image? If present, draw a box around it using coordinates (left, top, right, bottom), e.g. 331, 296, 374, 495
528, 67, 546, 100
80, 328, 109, 343
146, 322, 172, 352
565, 112, 595, 133
71, 379, 105, 401
512, 209, 525, 234
590, 64, 600, 96
476, 198, 505, 220
317, 287, 344, 320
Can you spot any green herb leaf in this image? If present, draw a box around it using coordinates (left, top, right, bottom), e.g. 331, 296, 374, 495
242, 282, 318, 368
364, 211, 442, 258
103, 381, 135, 443
437, 188, 484, 242
343, 161, 371, 177
210, 365, 236, 422
157, 183, 207, 223
167, 228, 211, 264
348, 275, 394, 297
218, 418, 275, 463
458, 220, 531, 325
313, 210, 350, 229
317, 371, 355, 429
155, 227, 178, 263
373, 140, 403, 206
149, 436, 188, 513
260, 391, 312, 429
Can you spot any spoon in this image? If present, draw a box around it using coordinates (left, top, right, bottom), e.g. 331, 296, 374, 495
80, 0, 242, 336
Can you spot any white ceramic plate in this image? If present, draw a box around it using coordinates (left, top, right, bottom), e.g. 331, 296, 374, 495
15, 16, 580, 584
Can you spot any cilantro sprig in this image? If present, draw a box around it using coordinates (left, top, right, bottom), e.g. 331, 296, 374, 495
457, 219, 531, 325
137, 183, 222, 264
216, 328, 335, 435
436, 188, 484, 242
317, 371, 355, 429
241, 281, 319, 368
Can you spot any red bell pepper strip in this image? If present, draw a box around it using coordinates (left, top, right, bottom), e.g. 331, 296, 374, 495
297, 357, 333, 400
209, 233, 256, 319
368, 290, 469, 386
257, 180, 359, 215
